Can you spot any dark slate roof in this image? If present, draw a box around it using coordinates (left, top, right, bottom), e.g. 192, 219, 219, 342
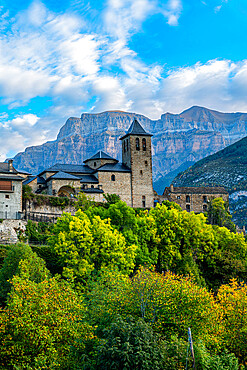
120, 119, 152, 140
0, 174, 23, 181
48, 171, 81, 181
23, 176, 47, 185
167, 186, 228, 195
84, 151, 117, 162
37, 176, 46, 184
0, 162, 18, 174
97, 163, 131, 173
39, 163, 94, 175
23, 176, 36, 185
16, 169, 31, 175
79, 175, 99, 183
83, 188, 104, 194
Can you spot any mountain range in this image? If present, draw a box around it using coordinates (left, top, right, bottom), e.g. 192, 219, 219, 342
11, 106, 247, 194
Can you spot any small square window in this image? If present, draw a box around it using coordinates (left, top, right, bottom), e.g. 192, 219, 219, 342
177, 196, 180, 199
5, 195, 9, 199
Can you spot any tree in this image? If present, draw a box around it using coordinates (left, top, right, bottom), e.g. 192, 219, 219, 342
207, 197, 236, 232
95, 316, 165, 370
0, 243, 50, 305
48, 210, 136, 286
0, 275, 94, 369
217, 279, 247, 364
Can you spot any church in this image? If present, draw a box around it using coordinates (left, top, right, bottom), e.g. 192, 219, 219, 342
24, 119, 155, 208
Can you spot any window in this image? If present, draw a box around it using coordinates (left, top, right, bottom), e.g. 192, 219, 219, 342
142, 138, 146, 151
5, 195, 9, 199
0, 180, 12, 191
177, 196, 180, 199
145, 160, 148, 166
203, 196, 207, 203
186, 195, 190, 203
136, 138, 140, 151
142, 195, 146, 207
203, 204, 207, 212
94, 162, 97, 167
111, 174, 115, 181
186, 204, 190, 212
5, 205, 8, 207
140, 170, 143, 175
91, 185, 94, 188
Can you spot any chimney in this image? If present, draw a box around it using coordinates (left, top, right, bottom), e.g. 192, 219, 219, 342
170, 184, 174, 192
8, 159, 13, 172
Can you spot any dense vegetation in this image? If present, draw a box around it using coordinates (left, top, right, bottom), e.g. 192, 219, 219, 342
0, 197, 246, 369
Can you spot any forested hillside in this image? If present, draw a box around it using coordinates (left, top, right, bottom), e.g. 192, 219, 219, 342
0, 197, 246, 369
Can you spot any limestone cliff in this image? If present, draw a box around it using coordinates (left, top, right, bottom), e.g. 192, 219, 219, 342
12, 106, 247, 192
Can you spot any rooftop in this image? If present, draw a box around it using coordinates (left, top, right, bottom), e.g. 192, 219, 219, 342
39, 163, 95, 175
97, 163, 131, 173
84, 150, 117, 162
120, 119, 152, 140
49, 171, 81, 181
166, 186, 228, 195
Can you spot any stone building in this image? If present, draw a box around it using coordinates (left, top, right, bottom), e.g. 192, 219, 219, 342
25, 119, 155, 208
162, 184, 229, 213
0, 160, 24, 219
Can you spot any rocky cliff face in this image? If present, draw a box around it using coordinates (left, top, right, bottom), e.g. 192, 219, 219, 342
12, 106, 247, 192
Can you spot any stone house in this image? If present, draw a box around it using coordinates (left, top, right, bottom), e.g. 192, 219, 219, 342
25, 119, 155, 208
161, 184, 229, 213
0, 160, 24, 219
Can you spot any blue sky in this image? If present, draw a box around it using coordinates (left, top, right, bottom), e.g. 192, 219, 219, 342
1, 0, 247, 160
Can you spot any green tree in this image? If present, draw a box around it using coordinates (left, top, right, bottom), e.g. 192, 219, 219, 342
95, 316, 165, 370
0, 243, 50, 305
0, 275, 94, 369
207, 197, 236, 232
48, 210, 136, 286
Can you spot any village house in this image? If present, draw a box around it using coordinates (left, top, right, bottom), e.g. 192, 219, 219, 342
161, 184, 229, 213
0, 160, 26, 219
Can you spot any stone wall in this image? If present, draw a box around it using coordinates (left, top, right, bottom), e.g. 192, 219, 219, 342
47, 179, 81, 196
126, 135, 154, 208
0, 180, 22, 220
0, 220, 27, 244
98, 171, 132, 206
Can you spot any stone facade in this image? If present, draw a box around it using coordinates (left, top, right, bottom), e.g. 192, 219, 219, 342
97, 171, 132, 205
0, 161, 24, 220
161, 185, 229, 213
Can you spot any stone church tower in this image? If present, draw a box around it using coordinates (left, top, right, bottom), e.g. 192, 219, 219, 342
120, 119, 154, 208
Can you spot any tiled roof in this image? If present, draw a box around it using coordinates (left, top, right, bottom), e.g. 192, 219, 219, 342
0, 162, 18, 174
79, 174, 99, 183
23, 176, 36, 185
0, 174, 23, 181
49, 171, 81, 180
23, 176, 47, 185
168, 186, 228, 195
97, 163, 131, 173
120, 119, 152, 140
39, 163, 94, 175
84, 151, 117, 162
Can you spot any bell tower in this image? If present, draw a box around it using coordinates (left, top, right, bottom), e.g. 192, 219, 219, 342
120, 119, 154, 208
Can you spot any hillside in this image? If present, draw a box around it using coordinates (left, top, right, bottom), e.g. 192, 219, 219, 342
12, 106, 247, 192
173, 136, 247, 226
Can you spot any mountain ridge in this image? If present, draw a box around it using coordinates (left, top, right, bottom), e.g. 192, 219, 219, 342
11, 106, 247, 191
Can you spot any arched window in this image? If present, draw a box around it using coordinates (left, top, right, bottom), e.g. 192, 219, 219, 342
91, 185, 94, 188
136, 138, 140, 151
111, 174, 115, 181
124, 140, 126, 153
94, 162, 97, 167
186, 195, 190, 203
142, 138, 146, 151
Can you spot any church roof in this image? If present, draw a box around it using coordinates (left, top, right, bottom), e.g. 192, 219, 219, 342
79, 174, 99, 183
84, 150, 116, 162
39, 163, 94, 175
97, 163, 131, 172
48, 171, 81, 181
120, 119, 152, 140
